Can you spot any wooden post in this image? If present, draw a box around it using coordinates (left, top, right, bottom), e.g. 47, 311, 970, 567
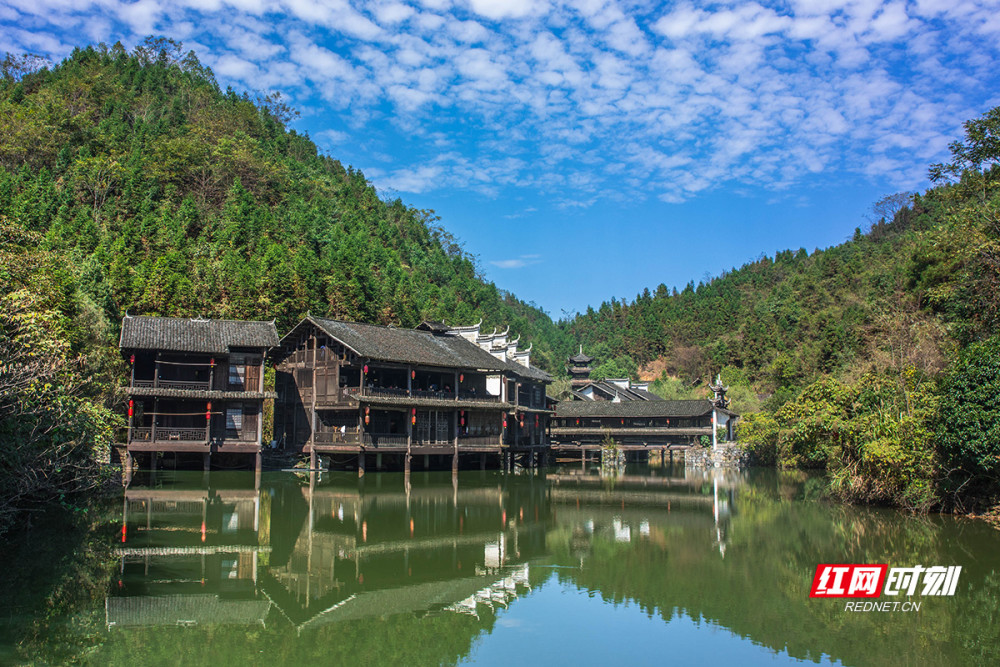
358, 452, 366, 478
203, 452, 211, 472
376, 453, 382, 470
151, 398, 158, 444
310, 334, 317, 453
481, 452, 487, 471
124, 450, 134, 485
309, 446, 316, 471
453, 410, 459, 474
254, 450, 262, 489
404, 453, 411, 476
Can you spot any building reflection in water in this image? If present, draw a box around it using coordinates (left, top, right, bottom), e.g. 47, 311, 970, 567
109, 478, 269, 628
546, 466, 739, 565
107, 466, 738, 633
108, 469, 555, 632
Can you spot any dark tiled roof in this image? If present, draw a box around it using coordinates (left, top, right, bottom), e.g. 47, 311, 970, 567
306, 317, 509, 371
120, 316, 279, 354
506, 360, 553, 382
569, 351, 593, 363
415, 320, 451, 332
554, 399, 719, 418
630, 388, 661, 400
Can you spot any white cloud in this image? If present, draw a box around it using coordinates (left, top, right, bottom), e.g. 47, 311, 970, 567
3, 0, 999, 206
491, 254, 542, 268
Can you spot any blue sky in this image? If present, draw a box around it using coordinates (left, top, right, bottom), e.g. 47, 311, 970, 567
3, 0, 1000, 319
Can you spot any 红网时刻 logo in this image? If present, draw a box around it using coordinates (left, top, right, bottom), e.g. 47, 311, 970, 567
810, 564, 961, 611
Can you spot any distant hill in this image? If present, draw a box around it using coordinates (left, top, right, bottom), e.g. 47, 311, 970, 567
560, 177, 997, 408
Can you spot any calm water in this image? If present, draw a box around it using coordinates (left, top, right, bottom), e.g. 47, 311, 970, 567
2, 465, 999, 666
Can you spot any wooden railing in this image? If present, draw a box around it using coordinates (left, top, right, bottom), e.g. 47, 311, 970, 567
457, 436, 501, 446
130, 378, 211, 391
344, 386, 502, 403
364, 434, 408, 447
459, 390, 500, 402
129, 427, 207, 442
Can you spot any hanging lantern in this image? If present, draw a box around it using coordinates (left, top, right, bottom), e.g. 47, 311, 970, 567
459, 373, 464, 383
412, 408, 417, 425
460, 410, 465, 427
210, 357, 215, 367
365, 414, 370, 425
621, 418, 625, 425
129, 354, 135, 364
535, 415, 539, 428
365, 406, 370, 415
363, 364, 368, 375
503, 416, 508, 429
411, 370, 416, 380
520, 415, 524, 428
576, 418, 580, 425
127, 400, 133, 418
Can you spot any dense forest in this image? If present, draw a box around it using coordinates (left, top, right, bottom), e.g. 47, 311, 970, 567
562, 107, 1000, 512
0, 39, 571, 533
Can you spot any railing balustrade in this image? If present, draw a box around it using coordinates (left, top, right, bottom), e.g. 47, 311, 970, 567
129, 427, 207, 442
457, 436, 501, 446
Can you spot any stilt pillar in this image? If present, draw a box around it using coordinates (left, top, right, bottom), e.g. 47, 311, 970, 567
481, 453, 487, 471
124, 450, 134, 486
358, 452, 366, 478
310, 447, 316, 471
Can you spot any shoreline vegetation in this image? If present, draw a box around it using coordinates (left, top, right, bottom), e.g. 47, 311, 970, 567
1, 39, 998, 532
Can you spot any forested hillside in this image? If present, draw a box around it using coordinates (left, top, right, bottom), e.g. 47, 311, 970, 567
563, 108, 1000, 511
0, 39, 569, 532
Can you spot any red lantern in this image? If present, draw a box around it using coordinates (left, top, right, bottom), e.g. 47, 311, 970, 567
576, 418, 580, 425
503, 417, 507, 428
411, 408, 417, 425
535, 415, 539, 428
210, 357, 215, 367
129, 354, 135, 364
363, 364, 368, 374
621, 419, 625, 425
127, 400, 133, 418
365, 415, 370, 425
365, 406, 370, 415
520, 416, 524, 428
206, 401, 212, 421
459, 374, 464, 383
411, 370, 416, 380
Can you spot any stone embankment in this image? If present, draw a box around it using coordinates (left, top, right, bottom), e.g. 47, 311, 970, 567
685, 443, 748, 469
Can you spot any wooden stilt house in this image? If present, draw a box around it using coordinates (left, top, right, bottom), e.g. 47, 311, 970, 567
272, 317, 552, 472
120, 316, 279, 471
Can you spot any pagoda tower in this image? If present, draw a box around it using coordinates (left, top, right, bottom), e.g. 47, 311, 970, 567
567, 346, 594, 388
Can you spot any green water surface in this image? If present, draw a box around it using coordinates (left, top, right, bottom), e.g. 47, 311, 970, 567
1, 465, 998, 666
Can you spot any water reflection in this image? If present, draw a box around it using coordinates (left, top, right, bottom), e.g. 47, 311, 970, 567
64, 465, 1000, 664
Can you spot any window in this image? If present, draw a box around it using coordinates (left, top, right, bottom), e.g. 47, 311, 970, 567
226, 407, 243, 431
229, 355, 246, 388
